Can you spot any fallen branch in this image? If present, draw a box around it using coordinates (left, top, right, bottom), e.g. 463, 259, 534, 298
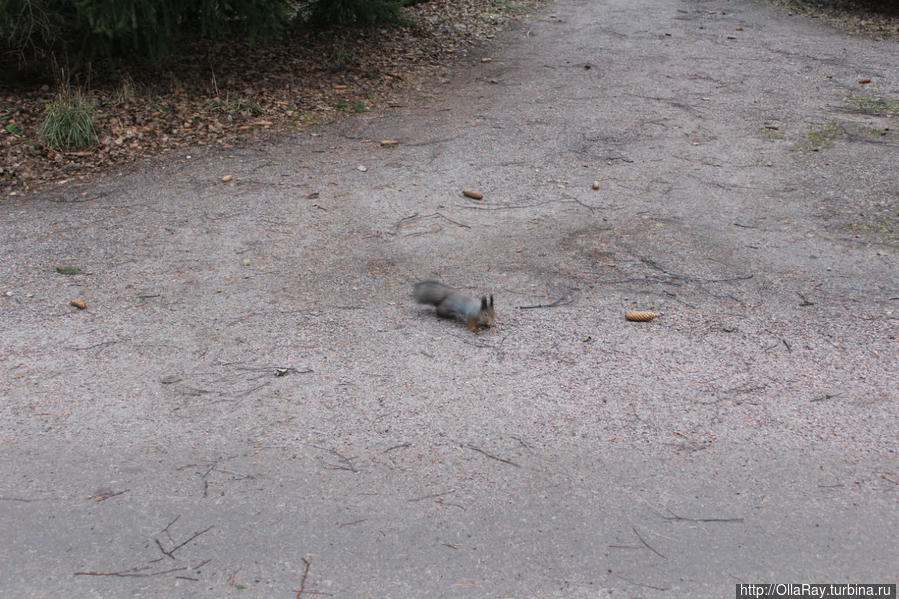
510, 435, 533, 450
429, 212, 471, 229
662, 510, 744, 523
408, 489, 456, 503
336, 519, 367, 528
156, 526, 213, 560
161, 515, 181, 536
611, 572, 670, 591
73, 560, 208, 578
632, 526, 666, 559
295, 558, 311, 599
89, 489, 129, 502
465, 444, 520, 468
70, 340, 120, 352
310, 445, 359, 473
156, 538, 176, 560
384, 442, 412, 452
518, 296, 573, 310
293, 558, 332, 597
811, 393, 842, 403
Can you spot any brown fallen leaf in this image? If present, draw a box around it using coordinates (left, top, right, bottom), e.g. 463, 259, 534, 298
858, 78, 871, 84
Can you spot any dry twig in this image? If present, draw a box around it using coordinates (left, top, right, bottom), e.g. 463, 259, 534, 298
631, 526, 666, 559
465, 444, 520, 468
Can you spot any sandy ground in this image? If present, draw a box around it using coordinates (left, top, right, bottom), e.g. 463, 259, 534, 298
1, 0, 897, 597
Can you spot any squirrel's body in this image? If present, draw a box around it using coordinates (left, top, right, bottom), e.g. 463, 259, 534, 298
414, 280, 495, 331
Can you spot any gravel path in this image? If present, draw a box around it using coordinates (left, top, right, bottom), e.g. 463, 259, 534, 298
1, 0, 896, 597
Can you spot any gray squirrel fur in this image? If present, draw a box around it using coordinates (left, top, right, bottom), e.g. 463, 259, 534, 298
413, 280, 495, 331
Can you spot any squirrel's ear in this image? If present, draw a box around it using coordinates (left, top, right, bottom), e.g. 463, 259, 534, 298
489, 294, 494, 308
480, 296, 488, 310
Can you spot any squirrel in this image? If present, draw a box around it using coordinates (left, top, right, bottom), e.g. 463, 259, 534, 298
414, 280, 495, 331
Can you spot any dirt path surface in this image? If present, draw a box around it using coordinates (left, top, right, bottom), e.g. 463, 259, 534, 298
2, 0, 897, 597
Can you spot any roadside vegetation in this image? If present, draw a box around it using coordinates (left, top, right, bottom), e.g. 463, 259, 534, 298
761, 0, 898, 39
1, 0, 894, 196
1, 0, 543, 195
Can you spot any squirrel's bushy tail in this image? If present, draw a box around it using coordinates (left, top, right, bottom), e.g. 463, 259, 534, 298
413, 280, 453, 305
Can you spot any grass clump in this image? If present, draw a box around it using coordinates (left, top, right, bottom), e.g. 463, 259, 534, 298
203, 96, 264, 115
761, 126, 785, 140
38, 90, 99, 151
333, 98, 367, 112
800, 122, 844, 151
848, 95, 899, 117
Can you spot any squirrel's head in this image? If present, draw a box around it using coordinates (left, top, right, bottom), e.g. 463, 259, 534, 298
480, 294, 496, 324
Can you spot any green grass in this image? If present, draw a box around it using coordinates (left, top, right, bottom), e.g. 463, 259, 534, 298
490, 0, 529, 15
848, 218, 894, 237
800, 122, 844, 151
56, 266, 82, 275
849, 95, 899, 117
38, 90, 99, 151
333, 99, 367, 113
202, 96, 263, 116
761, 126, 785, 140
289, 109, 322, 127
325, 44, 355, 69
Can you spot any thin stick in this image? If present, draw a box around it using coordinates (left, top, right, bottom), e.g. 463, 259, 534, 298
662, 511, 744, 523
310, 445, 359, 473
611, 572, 670, 591
429, 212, 471, 229
632, 526, 666, 559
156, 538, 175, 560
94, 489, 129, 502
465, 444, 520, 468
167, 526, 212, 554
811, 393, 842, 403
384, 443, 411, 452
336, 519, 367, 528
75, 565, 187, 578
518, 297, 573, 310
408, 489, 456, 502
